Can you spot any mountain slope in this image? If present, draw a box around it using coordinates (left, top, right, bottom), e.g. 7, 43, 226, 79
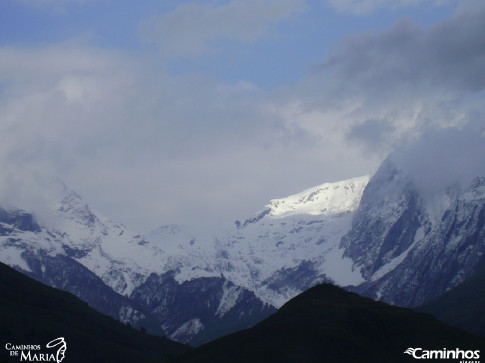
146, 161, 485, 314
0, 185, 274, 344
174, 284, 485, 363
0, 205, 161, 334
145, 176, 370, 308
130, 272, 275, 345
416, 256, 485, 336
344, 158, 485, 307
2, 155, 485, 344
0, 261, 189, 363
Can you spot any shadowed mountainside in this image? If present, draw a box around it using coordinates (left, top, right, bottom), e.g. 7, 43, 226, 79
173, 283, 485, 363
417, 257, 485, 336
0, 261, 190, 363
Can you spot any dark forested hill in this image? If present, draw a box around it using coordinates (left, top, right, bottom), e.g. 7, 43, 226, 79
173, 283, 485, 363
0, 261, 189, 363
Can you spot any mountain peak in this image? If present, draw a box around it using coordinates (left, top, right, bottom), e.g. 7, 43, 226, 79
267, 175, 370, 218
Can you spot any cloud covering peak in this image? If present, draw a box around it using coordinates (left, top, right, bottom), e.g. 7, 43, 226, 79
391, 120, 485, 195
0, 0, 484, 233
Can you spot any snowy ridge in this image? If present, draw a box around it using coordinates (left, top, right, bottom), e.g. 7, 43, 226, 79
0, 182, 155, 297
143, 175, 371, 307
344, 159, 485, 306
1, 244, 32, 272
172, 319, 204, 342
0, 183, 274, 343
3, 165, 484, 341
268, 176, 370, 218
50, 188, 153, 295
216, 281, 243, 318
0, 176, 371, 308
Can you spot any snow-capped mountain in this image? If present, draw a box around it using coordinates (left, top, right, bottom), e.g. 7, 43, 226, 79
0, 203, 155, 332
1, 154, 484, 343
141, 157, 485, 310
345, 158, 485, 306
144, 176, 370, 307
0, 182, 274, 344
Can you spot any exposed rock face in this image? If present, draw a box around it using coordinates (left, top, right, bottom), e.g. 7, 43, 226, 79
343, 159, 485, 306
1, 157, 484, 343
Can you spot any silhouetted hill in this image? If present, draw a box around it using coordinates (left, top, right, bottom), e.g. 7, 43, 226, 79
417, 257, 485, 336
0, 261, 189, 363
173, 283, 485, 363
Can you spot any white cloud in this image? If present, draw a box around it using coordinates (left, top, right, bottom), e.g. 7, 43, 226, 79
259, 0, 485, 180
1, 42, 370, 232
289, 1, 485, 154
2, 1, 484, 234
391, 119, 485, 195
142, 0, 304, 58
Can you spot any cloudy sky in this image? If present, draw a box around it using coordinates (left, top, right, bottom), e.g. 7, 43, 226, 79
0, 0, 484, 233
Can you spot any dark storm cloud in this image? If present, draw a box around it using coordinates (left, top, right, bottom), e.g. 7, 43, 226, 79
347, 119, 396, 151
391, 119, 485, 195
321, 2, 485, 94
294, 1, 485, 158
